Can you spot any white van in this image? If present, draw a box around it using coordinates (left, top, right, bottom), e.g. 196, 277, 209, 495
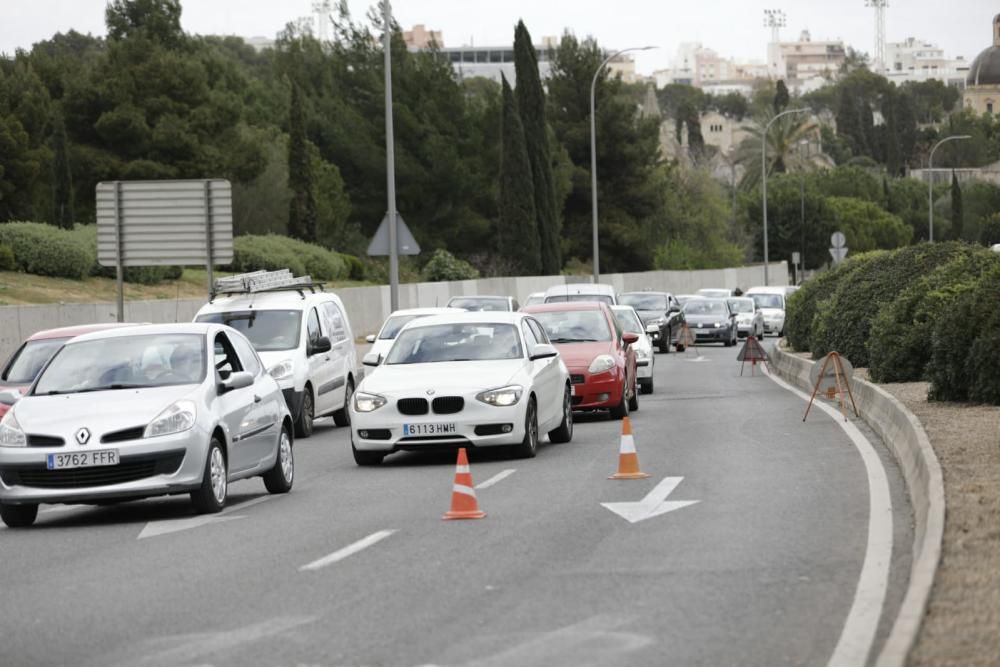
195, 271, 358, 438
744, 286, 787, 336
543, 283, 617, 305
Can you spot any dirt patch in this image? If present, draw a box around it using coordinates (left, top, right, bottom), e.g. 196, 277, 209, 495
875, 381, 1000, 667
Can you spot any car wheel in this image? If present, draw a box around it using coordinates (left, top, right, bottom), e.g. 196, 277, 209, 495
263, 425, 294, 494
332, 378, 353, 427
191, 438, 227, 514
658, 334, 670, 354
609, 383, 628, 420
548, 386, 574, 444
0, 503, 38, 528
640, 377, 653, 395
675, 343, 686, 352
352, 443, 385, 466
294, 387, 315, 438
511, 396, 539, 458
628, 380, 639, 412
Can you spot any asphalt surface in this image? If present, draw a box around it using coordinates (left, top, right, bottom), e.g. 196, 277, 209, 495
0, 340, 912, 667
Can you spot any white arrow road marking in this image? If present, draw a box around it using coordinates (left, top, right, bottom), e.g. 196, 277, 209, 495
686, 354, 710, 362
601, 477, 699, 524
476, 469, 516, 490
137, 496, 273, 540
299, 529, 398, 572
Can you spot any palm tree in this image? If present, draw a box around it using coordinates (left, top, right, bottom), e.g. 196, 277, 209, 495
735, 108, 819, 190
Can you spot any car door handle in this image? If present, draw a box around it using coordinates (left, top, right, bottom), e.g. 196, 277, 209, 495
254, 394, 262, 403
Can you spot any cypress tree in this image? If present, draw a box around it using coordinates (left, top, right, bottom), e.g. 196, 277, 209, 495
50, 110, 74, 229
498, 74, 541, 275
773, 80, 790, 113
287, 81, 316, 242
951, 171, 964, 241
513, 20, 561, 274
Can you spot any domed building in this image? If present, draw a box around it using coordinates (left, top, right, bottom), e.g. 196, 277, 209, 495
965, 14, 1000, 115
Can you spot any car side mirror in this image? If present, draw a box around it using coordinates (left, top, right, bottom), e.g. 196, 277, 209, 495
365, 334, 376, 344
622, 332, 640, 345
529, 344, 559, 361
363, 352, 382, 367
0, 390, 21, 405
310, 336, 332, 355
219, 371, 254, 394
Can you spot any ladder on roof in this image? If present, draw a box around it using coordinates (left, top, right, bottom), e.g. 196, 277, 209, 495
211, 269, 324, 299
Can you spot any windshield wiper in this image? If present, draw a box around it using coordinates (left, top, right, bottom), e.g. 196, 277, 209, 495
45, 383, 152, 395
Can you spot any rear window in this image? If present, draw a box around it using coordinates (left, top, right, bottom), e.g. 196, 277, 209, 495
544, 294, 614, 305
2, 338, 71, 385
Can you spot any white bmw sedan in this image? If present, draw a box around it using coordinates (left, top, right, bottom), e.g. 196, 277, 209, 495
0, 324, 294, 528
350, 312, 572, 465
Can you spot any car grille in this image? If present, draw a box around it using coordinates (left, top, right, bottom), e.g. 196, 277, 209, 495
397, 398, 429, 416
27, 434, 65, 448
101, 426, 146, 444
570, 375, 585, 385
432, 397, 464, 414
0, 451, 185, 489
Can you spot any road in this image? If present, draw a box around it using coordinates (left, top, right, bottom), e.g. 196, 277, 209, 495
0, 341, 912, 667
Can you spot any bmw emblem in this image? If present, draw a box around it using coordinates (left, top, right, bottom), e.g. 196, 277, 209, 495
75, 428, 91, 445
426, 389, 436, 396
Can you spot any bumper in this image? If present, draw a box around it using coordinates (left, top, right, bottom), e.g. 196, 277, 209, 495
570, 370, 624, 410
0, 427, 210, 505
645, 325, 668, 344
763, 321, 784, 333
282, 388, 304, 419
693, 327, 733, 343
351, 400, 528, 453
736, 323, 756, 336
635, 358, 653, 379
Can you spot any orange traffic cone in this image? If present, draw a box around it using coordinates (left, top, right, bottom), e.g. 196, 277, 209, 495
443, 448, 486, 520
609, 416, 650, 480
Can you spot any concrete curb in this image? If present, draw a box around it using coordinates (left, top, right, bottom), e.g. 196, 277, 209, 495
770, 342, 944, 667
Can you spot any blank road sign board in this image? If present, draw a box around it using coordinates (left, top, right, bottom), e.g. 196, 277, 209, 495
96, 180, 234, 267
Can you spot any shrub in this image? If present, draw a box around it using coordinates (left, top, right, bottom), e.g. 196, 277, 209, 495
338, 253, 365, 281
868, 247, 999, 382
420, 249, 480, 282
810, 243, 969, 366
226, 234, 348, 282
0, 243, 14, 271
0, 222, 93, 279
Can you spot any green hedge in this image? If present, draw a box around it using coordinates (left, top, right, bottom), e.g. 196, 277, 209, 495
0, 222, 94, 279
420, 249, 480, 282
868, 247, 1000, 383
0, 243, 14, 271
809, 243, 969, 366
227, 235, 349, 282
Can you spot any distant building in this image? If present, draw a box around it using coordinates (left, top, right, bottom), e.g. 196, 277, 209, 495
885, 37, 967, 86
403, 24, 443, 49
768, 30, 846, 93
964, 14, 1000, 115
700, 110, 751, 156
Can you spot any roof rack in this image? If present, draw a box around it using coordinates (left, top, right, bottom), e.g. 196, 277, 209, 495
210, 269, 325, 300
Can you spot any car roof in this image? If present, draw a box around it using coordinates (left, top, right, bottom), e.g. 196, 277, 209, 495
399, 311, 530, 329
543, 283, 616, 296
522, 301, 607, 313
447, 295, 510, 301
620, 291, 671, 297
26, 323, 140, 341
197, 289, 345, 314
387, 307, 463, 317
744, 286, 786, 295
66, 322, 220, 344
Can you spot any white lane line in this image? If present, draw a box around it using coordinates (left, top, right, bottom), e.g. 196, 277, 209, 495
764, 367, 893, 667
299, 529, 397, 572
137, 496, 275, 540
475, 469, 517, 490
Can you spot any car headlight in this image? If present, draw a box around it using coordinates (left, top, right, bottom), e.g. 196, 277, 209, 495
476, 385, 523, 407
588, 355, 616, 374
648, 317, 666, 326
353, 391, 387, 413
0, 410, 26, 447
144, 400, 197, 439
268, 359, 294, 381
714, 322, 725, 328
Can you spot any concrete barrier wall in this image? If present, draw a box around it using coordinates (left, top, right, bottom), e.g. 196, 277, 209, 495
0, 261, 786, 362
770, 343, 944, 667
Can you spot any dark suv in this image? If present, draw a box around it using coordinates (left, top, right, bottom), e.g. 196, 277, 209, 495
618, 291, 686, 353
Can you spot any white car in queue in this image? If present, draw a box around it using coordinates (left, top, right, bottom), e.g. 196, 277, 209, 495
0, 324, 294, 528
611, 305, 655, 395
365, 307, 464, 362
350, 312, 572, 465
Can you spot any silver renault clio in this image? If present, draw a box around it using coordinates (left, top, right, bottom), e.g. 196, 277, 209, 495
0, 323, 294, 527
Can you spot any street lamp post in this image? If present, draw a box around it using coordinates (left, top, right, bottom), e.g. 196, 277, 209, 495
591, 45, 656, 284
761, 108, 807, 286
798, 138, 811, 283
928, 134, 971, 242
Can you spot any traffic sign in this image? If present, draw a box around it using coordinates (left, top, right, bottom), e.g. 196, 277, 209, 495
831, 231, 846, 248
830, 247, 848, 264
791, 251, 800, 265
367, 212, 420, 256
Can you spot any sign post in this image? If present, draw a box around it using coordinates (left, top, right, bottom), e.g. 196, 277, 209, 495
829, 231, 848, 266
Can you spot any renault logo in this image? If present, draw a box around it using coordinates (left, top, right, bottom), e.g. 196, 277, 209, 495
75, 428, 91, 445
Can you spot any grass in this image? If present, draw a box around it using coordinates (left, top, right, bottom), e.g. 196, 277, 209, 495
0, 270, 375, 306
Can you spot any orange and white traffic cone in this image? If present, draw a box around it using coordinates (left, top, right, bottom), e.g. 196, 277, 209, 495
609, 416, 649, 480
443, 448, 486, 520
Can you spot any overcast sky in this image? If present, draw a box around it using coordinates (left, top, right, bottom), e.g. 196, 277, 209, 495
1, 0, 995, 74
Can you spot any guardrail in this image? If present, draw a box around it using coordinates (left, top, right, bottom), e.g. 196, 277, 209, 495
770, 342, 945, 667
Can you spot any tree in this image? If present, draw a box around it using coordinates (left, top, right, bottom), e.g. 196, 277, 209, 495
825, 196, 912, 252
497, 74, 540, 275
773, 80, 790, 113
287, 82, 316, 242
105, 0, 185, 47
50, 110, 74, 228
950, 171, 964, 241
514, 21, 561, 273
980, 213, 1000, 246
736, 108, 817, 189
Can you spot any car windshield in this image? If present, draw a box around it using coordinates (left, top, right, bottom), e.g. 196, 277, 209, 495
385, 324, 523, 364
447, 297, 509, 312
545, 294, 614, 305
1, 337, 70, 385
33, 334, 207, 395
683, 300, 729, 316
613, 309, 644, 334
378, 314, 438, 340
750, 294, 785, 309
698, 289, 730, 298
729, 299, 755, 313
619, 294, 667, 311
523, 295, 545, 307
532, 310, 613, 343
196, 310, 301, 351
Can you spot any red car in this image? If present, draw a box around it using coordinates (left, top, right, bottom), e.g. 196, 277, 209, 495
523, 302, 639, 419
0, 324, 137, 418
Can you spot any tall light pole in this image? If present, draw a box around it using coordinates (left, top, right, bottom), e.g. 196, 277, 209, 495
798, 138, 812, 282
383, 0, 399, 310
591, 45, 656, 284
761, 107, 807, 285
928, 134, 970, 242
